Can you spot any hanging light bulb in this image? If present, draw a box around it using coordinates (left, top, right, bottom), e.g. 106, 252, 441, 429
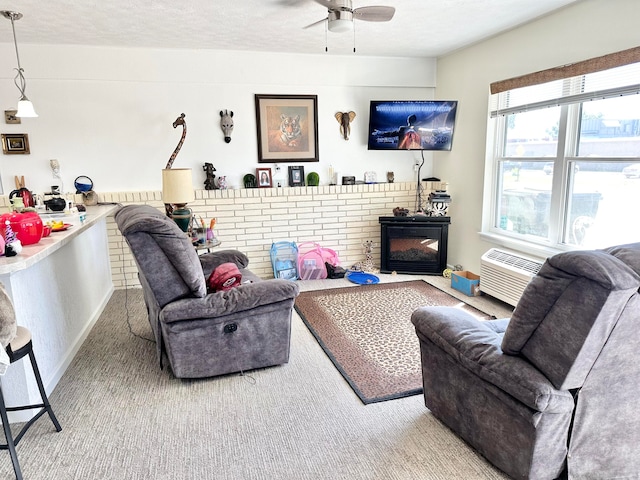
1, 11, 37, 118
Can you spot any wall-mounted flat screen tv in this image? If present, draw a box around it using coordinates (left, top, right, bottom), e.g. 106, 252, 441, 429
367, 100, 458, 151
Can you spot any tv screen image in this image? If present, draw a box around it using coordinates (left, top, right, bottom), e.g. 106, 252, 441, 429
367, 100, 458, 151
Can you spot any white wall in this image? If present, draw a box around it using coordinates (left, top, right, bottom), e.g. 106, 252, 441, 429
434, 0, 640, 272
0, 46, 436, 195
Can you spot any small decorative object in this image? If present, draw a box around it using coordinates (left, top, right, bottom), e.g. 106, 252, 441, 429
427, 190, 451, 217
220, 110, 234, 143
443, 268, 453, 278
342, 176, 355, 185
387, 171, 394, 183
328, 164, 336, 185
257, 168, 272, 188
364, 171, 377, 184
4, 110, 19, 124
255, 94, 319, 163
74, 175, 93, 193
4, 220, 21, 256
335, 111, 356, 140
165, 113, 186, 170
50, 159, 63, 192
393, 207, 409, 217
288, 166, 305, 187
216, 176, 228, 190
352, 240, 379, 273
243, 173, 257, 188
307, 171, 320, 186
1, 133, 29, 154
203, 162, 217, 190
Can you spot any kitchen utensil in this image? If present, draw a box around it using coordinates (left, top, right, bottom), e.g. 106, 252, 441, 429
44, 197, 67, 211
9, 187, 34, 208
10, 196, 24, 211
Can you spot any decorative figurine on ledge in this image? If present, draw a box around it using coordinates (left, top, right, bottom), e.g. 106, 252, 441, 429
220, 110, 234, 143
393, 206, 409, 217
351, 240, 379, 273
203, 163, 217, 190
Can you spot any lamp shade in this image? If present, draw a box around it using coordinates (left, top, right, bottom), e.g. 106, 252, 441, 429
16, 98, 37, 118
328, 10, 353, 33
162, 168, 195, 205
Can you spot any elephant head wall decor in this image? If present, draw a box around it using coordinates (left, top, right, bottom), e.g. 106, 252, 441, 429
335, 111, 356, 140
220, 110, 234, 143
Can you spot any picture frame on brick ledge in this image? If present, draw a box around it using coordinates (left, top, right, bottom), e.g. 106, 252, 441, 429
288, 166, 305, 187
257, 167, 272, 188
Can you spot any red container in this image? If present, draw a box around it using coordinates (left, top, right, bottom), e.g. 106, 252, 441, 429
0, 212, 44, 246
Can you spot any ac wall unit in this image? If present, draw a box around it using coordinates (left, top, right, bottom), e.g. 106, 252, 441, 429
480, 248, 546, 307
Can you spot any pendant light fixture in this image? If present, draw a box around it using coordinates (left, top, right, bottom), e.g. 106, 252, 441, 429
1, 11, 37, 118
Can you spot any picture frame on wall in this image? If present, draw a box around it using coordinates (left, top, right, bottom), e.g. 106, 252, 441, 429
1, 133, 30, 154
288, 166, 305, 187
257, 167, 273, 188
255, 94, 319, 163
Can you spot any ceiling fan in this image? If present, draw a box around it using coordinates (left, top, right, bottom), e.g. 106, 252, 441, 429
304, 0, 395, 33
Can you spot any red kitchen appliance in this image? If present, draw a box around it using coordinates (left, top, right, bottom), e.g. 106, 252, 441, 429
0, 211, 43, 246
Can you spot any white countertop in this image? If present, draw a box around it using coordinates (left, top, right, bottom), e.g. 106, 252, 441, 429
0, 204, 118, 275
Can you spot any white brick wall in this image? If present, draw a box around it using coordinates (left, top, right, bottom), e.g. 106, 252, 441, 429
97, 181, 442, 288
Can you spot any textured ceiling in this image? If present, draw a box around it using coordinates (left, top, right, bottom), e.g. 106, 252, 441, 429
1, 0, 578, 58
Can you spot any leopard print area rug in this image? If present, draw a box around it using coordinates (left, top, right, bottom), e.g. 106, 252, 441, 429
294, 280, 492, 404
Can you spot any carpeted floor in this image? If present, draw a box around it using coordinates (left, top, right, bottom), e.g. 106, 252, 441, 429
295, 280, 493, 404
0, 275, 512, 479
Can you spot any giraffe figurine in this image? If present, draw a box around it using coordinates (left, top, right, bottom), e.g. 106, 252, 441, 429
353, 240, 379, 273
165, 113, 187, 170
164, 113, 188, 217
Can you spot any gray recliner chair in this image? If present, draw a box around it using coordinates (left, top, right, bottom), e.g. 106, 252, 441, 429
411, 243, 640, 479
115, 204, 299, 379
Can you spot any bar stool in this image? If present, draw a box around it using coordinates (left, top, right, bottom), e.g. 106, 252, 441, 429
0, 326, 62, 480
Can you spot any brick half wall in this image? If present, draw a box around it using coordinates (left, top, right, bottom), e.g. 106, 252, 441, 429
101, 181, 440, 288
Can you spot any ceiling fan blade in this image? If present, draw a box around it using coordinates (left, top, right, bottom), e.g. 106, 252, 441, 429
353, 6, 395, 22
303, 17, 328, 29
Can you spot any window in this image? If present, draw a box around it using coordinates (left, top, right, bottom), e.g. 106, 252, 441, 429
485, 59, 640, 252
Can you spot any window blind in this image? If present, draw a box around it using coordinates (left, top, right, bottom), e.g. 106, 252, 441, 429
489, 47, 640, 118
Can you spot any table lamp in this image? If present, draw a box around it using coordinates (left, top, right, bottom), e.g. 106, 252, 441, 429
162, 168, 194, 232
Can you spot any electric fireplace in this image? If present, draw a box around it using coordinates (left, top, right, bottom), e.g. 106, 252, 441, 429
379, 216, 450, 274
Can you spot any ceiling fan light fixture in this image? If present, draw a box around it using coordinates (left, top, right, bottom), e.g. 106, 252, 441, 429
328, 10, 353, 33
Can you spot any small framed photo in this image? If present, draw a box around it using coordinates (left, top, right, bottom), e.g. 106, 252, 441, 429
257, 167, 273, 188
1, 133, 30, 154
4, 110, 20, 124
288, 166, 305, 187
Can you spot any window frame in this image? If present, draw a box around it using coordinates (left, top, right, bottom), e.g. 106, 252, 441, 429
483, 65, 640, 256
